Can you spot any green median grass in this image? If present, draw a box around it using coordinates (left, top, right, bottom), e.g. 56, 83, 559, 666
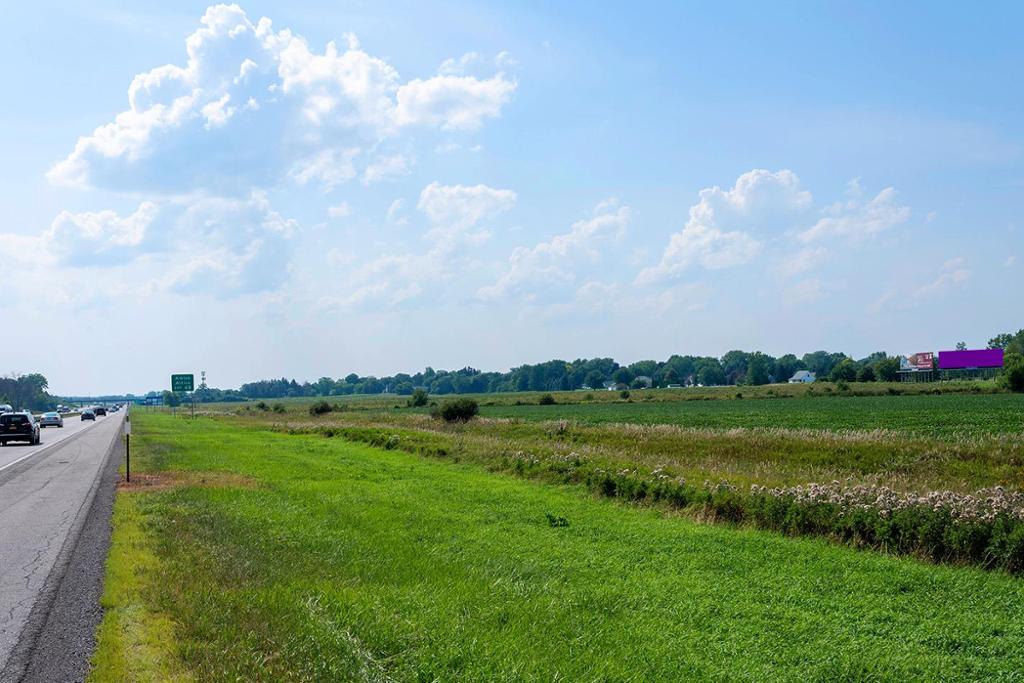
91, 412, 1024, 682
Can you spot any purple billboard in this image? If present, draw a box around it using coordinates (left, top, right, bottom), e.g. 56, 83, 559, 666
938, 349, 1004, 370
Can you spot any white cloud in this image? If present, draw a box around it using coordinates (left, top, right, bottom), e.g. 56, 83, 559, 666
4, 193, 297, 300
44, 202, 157, 266
912, 259, 970, 299
48, 5, 515, 193
637, 169, 811, 284
870, 259, 970, 313
438, 52, 481, 76
478, 200, 630, 301
784, 278, 828, 305
289, 148, 358, 189
799, 187, 910, 242
362, 154, 411, 184
417, 181, 516, 248
327, 202, 351, 218
778, 246, 829, 277
395, 73, 516, 131
1006, 255, 1017, 267
386, 198, 408, 225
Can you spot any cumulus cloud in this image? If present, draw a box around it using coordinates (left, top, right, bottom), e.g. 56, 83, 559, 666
48, 4, 516, 193
362, 154, 411, 184
395, 74, 516, 131
912, 258, 970, 299
44, 202, 158, 266
417, 181, 516, 248
327, 202, 351, 218
799, 187, 910, 242
478, 200, 630, 301
4, 193, 296, 299
637, 169, 811, 284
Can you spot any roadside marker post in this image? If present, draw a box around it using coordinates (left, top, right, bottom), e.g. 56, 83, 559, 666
124, 416, 132, 483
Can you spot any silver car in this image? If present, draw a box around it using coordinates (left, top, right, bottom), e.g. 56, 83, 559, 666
39, 411, 64, 428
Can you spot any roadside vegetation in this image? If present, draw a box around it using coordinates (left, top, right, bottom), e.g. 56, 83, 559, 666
91, 411, 1024, 681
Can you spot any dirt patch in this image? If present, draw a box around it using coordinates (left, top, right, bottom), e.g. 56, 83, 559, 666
117, 470, 258, 492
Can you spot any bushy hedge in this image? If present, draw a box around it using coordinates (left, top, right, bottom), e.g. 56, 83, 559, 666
433, 398, 479, 422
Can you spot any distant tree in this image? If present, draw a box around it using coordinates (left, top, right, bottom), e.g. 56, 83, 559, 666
162, 390, 182, 408
955, 341, 967, 351
660, 367, 680, 386
407, 388, 429, 407
720, 350, 750, 385
344, 373, 360, 384
745, 353, 771, 386
696, 361, 726, 386
857, 365, 876, 382
1001, 353, 1024, 392
773, 354, 804, 383
829, 358, 858, 382
629, 378, 647, 390
874, 357, 900, 382
988, 333, 1014, 350
583, 370, 605, 389
612, 368, 634, 385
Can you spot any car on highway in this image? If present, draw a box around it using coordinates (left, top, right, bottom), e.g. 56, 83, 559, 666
94, 407, 107, 416
81, 409, 96, 421
39, 411, 64, 428
0, 404, 13, 414
0, 412, 41, 445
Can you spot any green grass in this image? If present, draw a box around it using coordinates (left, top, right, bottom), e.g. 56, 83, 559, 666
91, 412, 1024, 681
480, 392, 1024, 438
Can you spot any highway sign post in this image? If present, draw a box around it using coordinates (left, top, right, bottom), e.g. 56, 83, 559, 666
171, 374, 194, 392
171, 373, 196, 419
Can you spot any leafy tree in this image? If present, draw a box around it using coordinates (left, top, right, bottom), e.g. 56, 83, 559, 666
720, 350, 750, 385
1001, 353, 1024, 392
955, 341, 967, 351
829, 358, 858, 382
162, 390, 182, 408
857, 365, 876, 382
773, 354, 804, 383
660, 367, 680, 386
745, 353, 771, 385
407, 388, 429, 407
583, 370, 605, 389
612, 367, 634, 385
874, 357, 900, 382
696, 361, 726, 386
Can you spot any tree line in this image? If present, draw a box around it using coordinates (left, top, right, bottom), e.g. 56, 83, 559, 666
222, 328, 1023, 399
0, 374, 57, 411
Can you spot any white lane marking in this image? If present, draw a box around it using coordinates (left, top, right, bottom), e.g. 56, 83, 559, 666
0, 419, 110, 474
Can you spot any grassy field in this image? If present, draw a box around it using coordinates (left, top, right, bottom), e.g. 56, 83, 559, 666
91, 411, 1024, 682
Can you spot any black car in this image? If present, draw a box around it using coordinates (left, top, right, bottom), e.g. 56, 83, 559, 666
81, 409, 96, 421
0, 412, 41, 445
95, 407, 107, 416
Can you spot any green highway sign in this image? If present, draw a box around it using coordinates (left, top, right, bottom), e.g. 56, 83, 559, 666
171, 373, 195, 392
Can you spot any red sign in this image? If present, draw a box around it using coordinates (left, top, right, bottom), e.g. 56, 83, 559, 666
907, 352, 933, 370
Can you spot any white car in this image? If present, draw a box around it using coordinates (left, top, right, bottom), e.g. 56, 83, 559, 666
39, 411, 64, 428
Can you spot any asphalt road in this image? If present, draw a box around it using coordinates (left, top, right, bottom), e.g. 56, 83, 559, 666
0, 411, 123, 678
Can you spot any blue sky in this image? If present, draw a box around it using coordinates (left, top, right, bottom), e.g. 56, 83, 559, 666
1, 1, 1021, 394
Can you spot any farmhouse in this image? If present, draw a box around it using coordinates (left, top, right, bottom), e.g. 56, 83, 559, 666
788, 370, 816, 383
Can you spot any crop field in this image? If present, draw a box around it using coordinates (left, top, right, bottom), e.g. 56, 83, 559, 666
91, 411, 1024, 682
479, 392, 1024, 438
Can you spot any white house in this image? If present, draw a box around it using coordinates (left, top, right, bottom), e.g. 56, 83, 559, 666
788, 370, 816, 383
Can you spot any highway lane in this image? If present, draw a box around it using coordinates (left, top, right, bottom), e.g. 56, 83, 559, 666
0, 413, 101, 472
0, 411, 123, 674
